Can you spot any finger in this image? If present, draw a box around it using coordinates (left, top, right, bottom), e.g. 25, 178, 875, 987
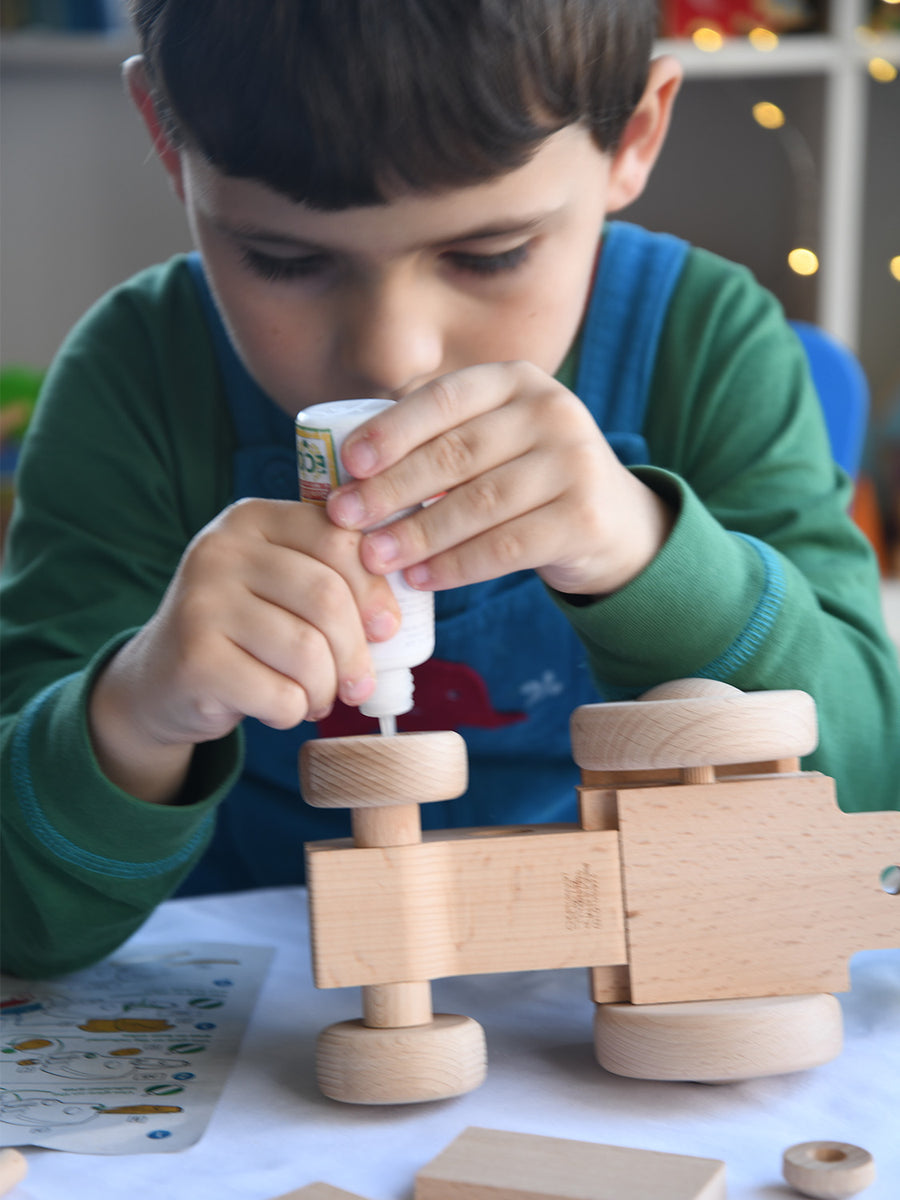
218, 589, 341, 720
329, 400, 538, 533
221, 499, 401, 642
177, 631, 313, 734
236, 541, 380, 699
358, 456, 551, 576
398, 507, 563, 592
338, 362, 533, 480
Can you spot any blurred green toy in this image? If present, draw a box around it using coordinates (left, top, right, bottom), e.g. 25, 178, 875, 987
0, 365, 43, 451
1, 365, 44, 552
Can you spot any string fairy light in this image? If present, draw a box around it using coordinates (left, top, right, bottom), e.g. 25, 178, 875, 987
868, 56, 898, 82
752, 101, 786, 129
787, 248, 819, 276
691, 26, 724, 52
748, 27, 780, 52
748, 92, 820, 279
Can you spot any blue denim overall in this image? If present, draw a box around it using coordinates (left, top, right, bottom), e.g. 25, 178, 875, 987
179, 222, 689, 893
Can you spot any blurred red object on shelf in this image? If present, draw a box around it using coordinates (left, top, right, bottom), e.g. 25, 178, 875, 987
660, 0, 820, 38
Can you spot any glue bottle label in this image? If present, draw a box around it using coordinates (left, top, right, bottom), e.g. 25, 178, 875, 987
295, 426, 340, 505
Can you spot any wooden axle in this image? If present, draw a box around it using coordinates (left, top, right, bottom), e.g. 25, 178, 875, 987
301, 731, 486, 1104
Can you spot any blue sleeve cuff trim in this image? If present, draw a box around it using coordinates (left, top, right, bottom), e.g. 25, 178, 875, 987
695, 533, 787, 682
12, 676, 214, 879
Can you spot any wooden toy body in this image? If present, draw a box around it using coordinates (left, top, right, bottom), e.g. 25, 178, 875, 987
300, 682, 899, 1101
306, 773, 897, 1005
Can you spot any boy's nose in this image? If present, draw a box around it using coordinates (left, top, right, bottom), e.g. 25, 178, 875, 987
339, 277, 444, 398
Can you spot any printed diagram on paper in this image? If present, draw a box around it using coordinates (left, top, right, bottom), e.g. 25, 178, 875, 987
0, 942, 273, 1154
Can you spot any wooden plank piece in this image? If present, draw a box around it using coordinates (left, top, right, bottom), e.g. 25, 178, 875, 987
270, 1184, 372, 1200
414, 1127, 726, 1200
617, 774, 900, 1003
307, 826, 626, 988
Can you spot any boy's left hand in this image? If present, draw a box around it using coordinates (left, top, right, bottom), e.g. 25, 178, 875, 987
325, 361, 674, 598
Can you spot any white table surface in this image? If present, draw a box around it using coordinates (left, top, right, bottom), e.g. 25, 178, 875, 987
9, 886, 899, 1200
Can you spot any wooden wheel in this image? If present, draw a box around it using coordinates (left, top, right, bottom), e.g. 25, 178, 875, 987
782, 1141, 876, 1199
315, 1013, 486, 1104
300, 731, 468, 808
594, 992, 843, 1082
571, 678, 818, 772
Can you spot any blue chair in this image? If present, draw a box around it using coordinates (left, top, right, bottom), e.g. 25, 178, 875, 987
789, 320, 869, 478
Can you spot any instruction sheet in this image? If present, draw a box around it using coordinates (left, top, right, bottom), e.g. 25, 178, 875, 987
0, 942, 273, 1154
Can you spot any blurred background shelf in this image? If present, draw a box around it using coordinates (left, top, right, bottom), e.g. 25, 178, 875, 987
1, 0, 898, 560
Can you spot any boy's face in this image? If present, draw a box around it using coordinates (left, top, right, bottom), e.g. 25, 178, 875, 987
178, 124, 615, 416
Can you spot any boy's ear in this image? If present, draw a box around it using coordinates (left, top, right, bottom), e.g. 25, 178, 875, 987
123, 55, 186, 203
605, 55, 682, 213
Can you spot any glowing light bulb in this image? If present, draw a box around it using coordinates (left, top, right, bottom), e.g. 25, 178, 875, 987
890, 256, 900, 282
748, 27, 779, 51
752, 101, 786, 129
868, 57, 898, 82
788, 249, 819, 276
692, 26, 724, 52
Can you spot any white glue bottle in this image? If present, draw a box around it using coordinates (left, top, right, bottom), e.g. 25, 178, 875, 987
295, 398, 435, 735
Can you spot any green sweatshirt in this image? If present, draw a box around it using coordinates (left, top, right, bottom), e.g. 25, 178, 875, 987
2, 247, 898, 979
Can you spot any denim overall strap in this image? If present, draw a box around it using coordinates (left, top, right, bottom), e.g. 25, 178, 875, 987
579, 221, 690, 465
185, 253, 298, 502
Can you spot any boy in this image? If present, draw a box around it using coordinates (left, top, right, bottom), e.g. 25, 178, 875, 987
2, 0, 898, 979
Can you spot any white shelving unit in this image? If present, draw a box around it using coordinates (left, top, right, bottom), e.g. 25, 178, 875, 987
1, 0, 897, 392
657, 1, 899, 353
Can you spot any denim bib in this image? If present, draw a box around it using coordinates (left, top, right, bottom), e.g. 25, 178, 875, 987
179, 223, 689, 893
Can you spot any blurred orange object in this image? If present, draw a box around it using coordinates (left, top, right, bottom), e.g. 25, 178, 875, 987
852, 473, 890, 575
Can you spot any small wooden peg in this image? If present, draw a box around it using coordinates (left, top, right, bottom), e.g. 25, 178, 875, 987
0, 1149, 27, 1198
782, 1141, 876, 1199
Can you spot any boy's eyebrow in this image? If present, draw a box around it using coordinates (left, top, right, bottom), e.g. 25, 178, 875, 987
218, 212, 554, 252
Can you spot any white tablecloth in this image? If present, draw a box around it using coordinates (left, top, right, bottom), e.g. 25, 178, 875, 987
10, 887, 900, 1199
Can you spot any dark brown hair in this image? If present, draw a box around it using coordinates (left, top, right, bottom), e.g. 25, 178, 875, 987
130, 0, 658, 208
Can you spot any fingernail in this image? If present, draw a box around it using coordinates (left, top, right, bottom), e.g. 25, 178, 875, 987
345, 437, 378, 476
341, 675, 376, 703
365, 529, 399, 567
330, 489, 367, 529
366, 609, 399, 640
406, 563, 431, 587
308, 704, 333, 723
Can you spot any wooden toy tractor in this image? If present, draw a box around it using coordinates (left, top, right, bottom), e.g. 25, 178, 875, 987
299, 679, 899, 1104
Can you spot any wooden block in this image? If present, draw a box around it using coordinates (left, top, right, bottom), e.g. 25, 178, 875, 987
616, 773, 900, 1003
270, 1185, 372, 1200
414, 1127, 726, 1200
590, 964, 631, 1003
0, 1148, 27, 1197
580, 761, 800, 788
307, 825, 626, 988
576, 786, 619, 830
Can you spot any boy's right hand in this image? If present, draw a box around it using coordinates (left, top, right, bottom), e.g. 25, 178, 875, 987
88, 498, 399, 804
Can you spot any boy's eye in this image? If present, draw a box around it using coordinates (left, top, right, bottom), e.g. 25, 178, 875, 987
240, 246, 330, 281
446, 242, 531, 276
